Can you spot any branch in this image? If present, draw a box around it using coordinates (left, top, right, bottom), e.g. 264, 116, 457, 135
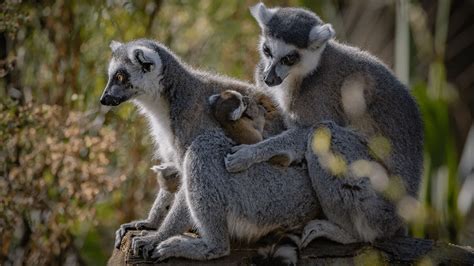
108, 231, 474, 265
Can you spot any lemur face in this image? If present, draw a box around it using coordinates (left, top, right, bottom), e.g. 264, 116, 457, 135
100, 40, 164, 106
250, 3, 335, 87
209, 90, 248, 121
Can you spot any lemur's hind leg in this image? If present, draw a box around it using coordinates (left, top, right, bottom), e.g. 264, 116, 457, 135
302, 121, 404, 247
149, 131, 231, 261
131, 187, 193, 259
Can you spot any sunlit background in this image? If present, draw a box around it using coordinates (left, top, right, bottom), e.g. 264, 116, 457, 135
1, 0, 473, 265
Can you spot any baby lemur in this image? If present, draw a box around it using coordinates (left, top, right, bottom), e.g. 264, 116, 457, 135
209, 90, 291, 167
150, 163, 180, 193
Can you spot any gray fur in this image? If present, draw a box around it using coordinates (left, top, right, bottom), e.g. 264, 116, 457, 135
101, 39, 322, 261
251, 2, 325, 49
226, 4, 424, 245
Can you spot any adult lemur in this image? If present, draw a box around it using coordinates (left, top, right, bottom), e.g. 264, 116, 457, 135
115, 89, 290, 250
225, 3, 423, 246
101, 39, 321, 263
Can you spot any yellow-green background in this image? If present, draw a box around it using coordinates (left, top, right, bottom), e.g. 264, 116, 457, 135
1, 0, 473, 265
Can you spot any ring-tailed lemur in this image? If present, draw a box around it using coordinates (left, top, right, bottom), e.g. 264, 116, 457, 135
115, 89, 290, 249
100, 39, 321, 263
209, 89, 267, 145
209, 89, 292, 167
114, 163, 179, 249
225, 3, 423, 246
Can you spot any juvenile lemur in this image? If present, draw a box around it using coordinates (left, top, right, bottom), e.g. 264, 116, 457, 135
209, 89, 292, 167
101, 39, 321, 263
114, 163, 179, 249
225, 3, 424, 246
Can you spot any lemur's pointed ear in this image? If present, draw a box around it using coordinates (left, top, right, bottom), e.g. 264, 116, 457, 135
250, 2, 276, 30
133, 49, 154, 72
110, 40, 123, 52
150, 165, 161, 173
208, 94, 220, 107
129, 46, 161, 72
308, 23, 335, 49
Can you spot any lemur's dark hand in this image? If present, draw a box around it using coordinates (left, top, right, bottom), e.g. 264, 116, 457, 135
114, 220, 156, 249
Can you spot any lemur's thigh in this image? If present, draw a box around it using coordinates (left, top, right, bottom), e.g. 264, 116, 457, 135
149, 131, 232, 261
304, 121, 403, 242
184, 131, 231, 249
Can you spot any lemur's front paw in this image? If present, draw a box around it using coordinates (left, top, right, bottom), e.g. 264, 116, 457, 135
131, 233, 163, 259
115, 220, 156, 249
225, 144, 257, 172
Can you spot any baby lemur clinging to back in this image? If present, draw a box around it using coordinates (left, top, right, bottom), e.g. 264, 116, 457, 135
209, 90, 292, 167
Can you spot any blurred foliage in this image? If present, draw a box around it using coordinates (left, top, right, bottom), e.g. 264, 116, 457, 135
0, 0, 472, 265
0, 99, 122, 265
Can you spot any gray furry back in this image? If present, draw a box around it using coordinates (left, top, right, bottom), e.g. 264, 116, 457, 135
224, 2, 424, 247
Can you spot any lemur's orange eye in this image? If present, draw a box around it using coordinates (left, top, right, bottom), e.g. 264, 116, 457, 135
116, 73, 124, 82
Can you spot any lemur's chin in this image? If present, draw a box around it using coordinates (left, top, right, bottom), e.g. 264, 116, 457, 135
265, 79, 283, 87
264, 79, 282, 87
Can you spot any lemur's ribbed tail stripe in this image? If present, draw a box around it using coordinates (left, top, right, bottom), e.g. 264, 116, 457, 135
252, 230, 301, 266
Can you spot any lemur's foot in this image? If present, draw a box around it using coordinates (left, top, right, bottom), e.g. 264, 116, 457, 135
225, 144, 257, 172
115, 220, 156, 249
131, 233, 165, 259
149, 235, 229, 262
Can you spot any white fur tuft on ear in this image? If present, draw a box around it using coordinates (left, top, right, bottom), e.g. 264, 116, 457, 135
308, 23, 335, 49
150, 165, 161, 173
208, 94, 220, 106
229, 104, 245, 121
110, 40, 123, 52
250, 2, 277, 30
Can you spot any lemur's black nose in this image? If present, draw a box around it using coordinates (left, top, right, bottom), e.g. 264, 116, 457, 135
100, 93, 120, 106
100, 94, 111, 105
264, 75, 283, 87
100, 95, 108, 105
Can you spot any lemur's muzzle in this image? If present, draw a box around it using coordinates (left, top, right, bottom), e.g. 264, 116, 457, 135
264, 65, 283, 87
100, 93, 123, 106
100, 84, 133, 106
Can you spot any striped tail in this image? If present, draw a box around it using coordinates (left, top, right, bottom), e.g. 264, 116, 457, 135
252, 230, 301, 266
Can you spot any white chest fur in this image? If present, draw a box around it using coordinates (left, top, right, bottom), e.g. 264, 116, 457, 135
272, 78, 293, 113
134, 96, 177, 163
270, 76, 300, 123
